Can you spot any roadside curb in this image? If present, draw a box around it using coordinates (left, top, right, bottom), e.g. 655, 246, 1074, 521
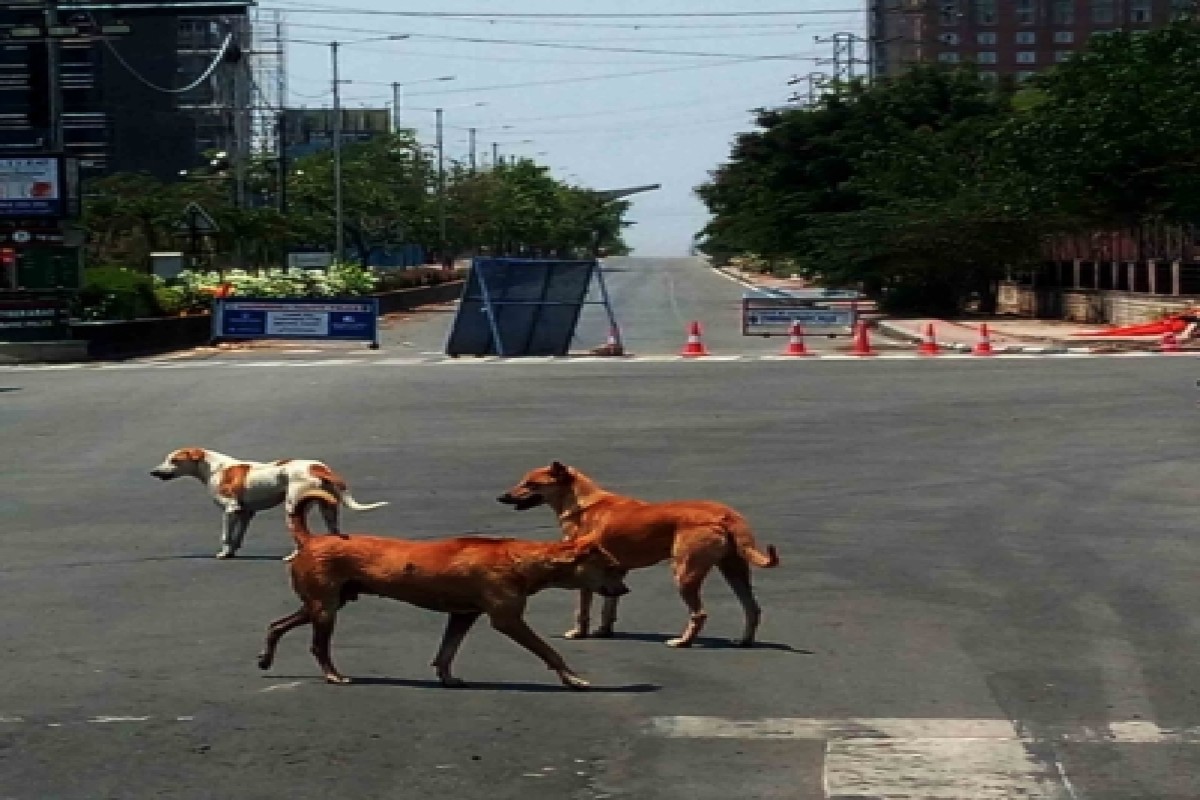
877, 318, 1113, 355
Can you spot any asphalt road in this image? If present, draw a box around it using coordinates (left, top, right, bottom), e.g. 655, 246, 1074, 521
5, 260, 1200, 798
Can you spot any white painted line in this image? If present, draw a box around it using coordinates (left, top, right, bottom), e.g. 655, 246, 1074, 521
826, 736, 1062, 799
229, 361, 292, 367
89, 715, 151, 724
259, 681, 304, 693
374, 358, 428, 365
282, 349, 322, 354
0, 716, 24, 723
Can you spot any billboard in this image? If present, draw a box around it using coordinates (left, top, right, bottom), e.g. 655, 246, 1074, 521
0, 157, 64, 219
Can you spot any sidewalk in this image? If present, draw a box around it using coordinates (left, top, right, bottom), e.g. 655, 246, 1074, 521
714, 267, 1192, 353
877, 317, 1195, 353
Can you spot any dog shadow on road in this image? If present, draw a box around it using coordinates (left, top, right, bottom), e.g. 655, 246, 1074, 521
267, 676, 662, 693
570, 631, 814, 656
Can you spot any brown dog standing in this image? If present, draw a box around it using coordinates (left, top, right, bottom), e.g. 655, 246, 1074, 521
258, 490, 629, 689
498, 462, 779, 648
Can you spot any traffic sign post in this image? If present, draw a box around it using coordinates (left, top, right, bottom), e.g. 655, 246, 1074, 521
174, 202, 219, 272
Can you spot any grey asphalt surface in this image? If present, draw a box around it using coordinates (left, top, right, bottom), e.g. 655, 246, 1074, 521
5, 260, 1200, 798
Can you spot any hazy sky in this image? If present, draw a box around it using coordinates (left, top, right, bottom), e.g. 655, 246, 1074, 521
268, 1, 866, 255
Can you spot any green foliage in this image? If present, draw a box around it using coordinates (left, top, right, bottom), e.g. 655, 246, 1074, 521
695, 19, 1200, 314
77, 267, 162, 321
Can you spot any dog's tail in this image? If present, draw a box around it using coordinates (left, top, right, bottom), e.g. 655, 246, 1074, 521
724, 512, 780, 569
289, 489, 340, 550
308, 464, 389, 512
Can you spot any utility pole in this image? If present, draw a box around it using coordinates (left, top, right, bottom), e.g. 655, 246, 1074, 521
275, 111, 287, 215
391, 81, 402, 132
44, 0, 63, 150
787, 71, 830, 107
815, 32, 871, 83
491, 141, 499, 168
330, 41, 343, 261
468, 127, 477, 173
436, 107, 446, 260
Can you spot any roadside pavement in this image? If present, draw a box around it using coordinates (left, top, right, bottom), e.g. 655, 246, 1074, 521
716, 266, 1192, 354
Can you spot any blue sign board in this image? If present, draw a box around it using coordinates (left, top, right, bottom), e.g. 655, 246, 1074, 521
213, 298, 380, 348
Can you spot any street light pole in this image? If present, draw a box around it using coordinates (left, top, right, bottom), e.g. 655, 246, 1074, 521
331, 41, 343, 262
44, 0, 63, 151
469, 127, 477, 173
492, 141, 499, 167
436, 107, 446, 261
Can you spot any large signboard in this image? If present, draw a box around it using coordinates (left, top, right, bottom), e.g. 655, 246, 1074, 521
213, 298, 380, 348
0, 158, 63, 219
0, 291, 71, 342
742, 290, 864, 336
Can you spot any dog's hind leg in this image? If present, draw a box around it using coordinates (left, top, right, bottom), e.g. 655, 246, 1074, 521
310, 607, 351, 684
490, 611, 590, 690
718, 554, 762, 647
431, 612, 482, 687
564, 590, 594, 639
258, 607, 311, 670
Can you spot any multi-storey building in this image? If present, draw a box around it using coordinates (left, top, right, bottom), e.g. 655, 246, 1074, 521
871, 0, 1194, 80
0, 1, 253, 180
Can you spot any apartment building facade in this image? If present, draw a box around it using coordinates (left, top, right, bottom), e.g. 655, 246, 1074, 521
871, 0, 1194, 80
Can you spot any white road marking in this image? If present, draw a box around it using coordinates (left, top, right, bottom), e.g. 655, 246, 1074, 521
650, 716, 1200, 800
259, 681, 304, 693
88, 715, 152, 724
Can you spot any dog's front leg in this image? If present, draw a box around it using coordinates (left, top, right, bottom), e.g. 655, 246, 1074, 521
596, 594, 620, 638
217, 510, 252, 559
564, 590, 594, 639
431, 612, 482, 687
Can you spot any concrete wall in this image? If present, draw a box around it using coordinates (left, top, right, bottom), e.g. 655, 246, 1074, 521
999, 283, 1200, 326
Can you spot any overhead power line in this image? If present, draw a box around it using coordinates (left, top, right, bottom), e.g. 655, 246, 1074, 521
263, 4, 864, 18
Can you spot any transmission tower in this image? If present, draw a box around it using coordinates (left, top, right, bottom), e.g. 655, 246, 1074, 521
250, 7, 287, 155
814, 32, 872, 83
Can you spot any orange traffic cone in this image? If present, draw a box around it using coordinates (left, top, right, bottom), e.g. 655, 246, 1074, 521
972, 323, 995, 356
681, 320, 710, 357
850, 321, 877, 356
781, 321, 815, 357
917, 323, 940, 356
1161, 330, 1182, 353
591, 325, 625, 357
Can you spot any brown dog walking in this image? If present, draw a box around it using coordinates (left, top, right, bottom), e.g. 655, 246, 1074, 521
498, 462, 779, 648
258, 490, 630, 689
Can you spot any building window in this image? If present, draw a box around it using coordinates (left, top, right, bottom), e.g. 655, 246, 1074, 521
1055, 50, 1073, 61
1052, 0, 1075, 23
1054, 30, 1075, 42
1091, 0, 1115, 23
1016, 0, 1037, 24
1016, 31, 1037, 44
977, 51, 998, 63
940, 0, 960, 25
1017, 71, 1038, 81
977, 31, 998, 44
1016, 51, 1037, 63
979, 71, 998, 82
1130, 0, 1152, 22
938, 52, 961, 62
976, 0, 997, 24
939, 32, 961, 44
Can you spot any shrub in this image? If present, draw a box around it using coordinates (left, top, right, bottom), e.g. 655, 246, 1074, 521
77, 267, 161, 321
375, 267, 467, 292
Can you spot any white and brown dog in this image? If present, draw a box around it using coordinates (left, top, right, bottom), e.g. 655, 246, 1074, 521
150, 447, 388, 560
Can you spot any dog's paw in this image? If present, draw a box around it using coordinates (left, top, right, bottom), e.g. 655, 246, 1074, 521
281, 552, 298, 562
215, 550, 236, 560
593, 627, 615, 639
324, 674, 353, 685
733, 638, 754, 648
560, 673, 591, 690
665, 637, 694, 648
256, 654, 272, 670
563, 628, 589, 640
439, 677, 468, 689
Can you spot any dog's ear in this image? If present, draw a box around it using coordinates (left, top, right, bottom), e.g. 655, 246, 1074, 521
549, 461, 573, 483
173, 447, 206, 462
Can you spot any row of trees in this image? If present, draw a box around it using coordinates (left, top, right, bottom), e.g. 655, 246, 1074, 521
84, 130, 631, 269
696, 19, 1200, 314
